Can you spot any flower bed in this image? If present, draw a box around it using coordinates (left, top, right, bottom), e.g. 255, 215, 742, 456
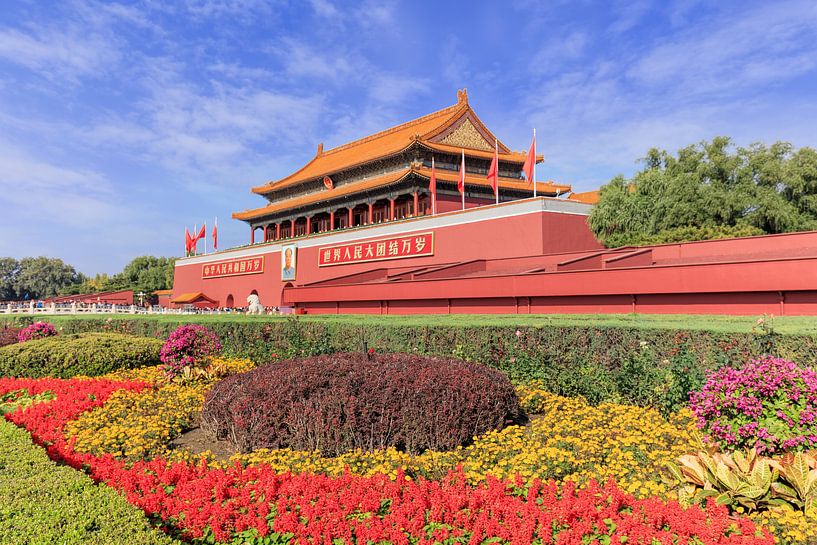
0, 375, 774, 544
66, 358, 254, 461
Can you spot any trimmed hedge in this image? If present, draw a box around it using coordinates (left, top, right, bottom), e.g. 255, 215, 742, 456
3, 315, 815, 412
202, 352, 522, 455
0, 418, 177, 545
0, 332, 163, 378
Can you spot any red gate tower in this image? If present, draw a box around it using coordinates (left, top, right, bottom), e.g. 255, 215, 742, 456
171, 90, 817, 315
235, 88, 571, 242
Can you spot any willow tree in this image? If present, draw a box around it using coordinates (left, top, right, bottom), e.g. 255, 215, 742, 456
589, 137, 817, 247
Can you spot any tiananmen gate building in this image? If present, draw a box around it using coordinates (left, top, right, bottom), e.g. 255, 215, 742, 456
171, 90, 817, 316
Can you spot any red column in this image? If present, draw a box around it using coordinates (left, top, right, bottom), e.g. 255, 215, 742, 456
368, 203, 373, 224
348, 207, 353, 227
250, 226, 255, 244
389, 199, 395, 221
290, 219, 296, 236
306, 216, 311, 235
413, 191, 419, 216
330, 210, 335, 231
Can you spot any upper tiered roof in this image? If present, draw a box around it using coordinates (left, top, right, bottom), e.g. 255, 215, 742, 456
250, 89, 541, 196
233, 166, 571, 221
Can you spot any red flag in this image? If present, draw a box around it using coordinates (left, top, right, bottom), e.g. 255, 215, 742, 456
487, 139, 498, 200
189, 224, 205, 255
185, 229, 192, 255
212, 220, 218, 251
196, 224, 206, 241
323, 175, 334, 190
522, 131, 536, 184
429, 156, 437, 215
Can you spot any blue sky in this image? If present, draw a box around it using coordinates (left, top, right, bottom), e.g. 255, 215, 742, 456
1, 0, 816, 274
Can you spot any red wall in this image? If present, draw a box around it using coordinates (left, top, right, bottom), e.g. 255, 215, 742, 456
172, 202, 602, 308
173, 199, 817, 316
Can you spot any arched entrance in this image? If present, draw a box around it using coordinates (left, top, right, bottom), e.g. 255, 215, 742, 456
225, 294, 234, 308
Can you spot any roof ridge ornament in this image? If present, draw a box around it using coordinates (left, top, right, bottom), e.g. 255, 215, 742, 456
457, 88, 468, 104
316, 142, 324, 156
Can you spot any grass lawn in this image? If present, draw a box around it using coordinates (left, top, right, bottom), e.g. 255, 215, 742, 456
17, 312, 817, 335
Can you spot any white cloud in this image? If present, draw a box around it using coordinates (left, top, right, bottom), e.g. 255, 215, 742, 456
0, 139, 123, 227
530, 31, 589, 75
0, 25, 120, 82
607, 0, 653, 33
367, 73, 430, 104
275, 38, 358, 80
310, 0, 340, 18
628, 1, 817, 94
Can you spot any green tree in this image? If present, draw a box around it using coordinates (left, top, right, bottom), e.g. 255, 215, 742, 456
590, 137, 817, 247
107, 256, 176, 294
0, 258, 20, 300
13, 257, 84, 299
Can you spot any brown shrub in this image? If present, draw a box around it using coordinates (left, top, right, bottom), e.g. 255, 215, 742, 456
201, 352, 522, 455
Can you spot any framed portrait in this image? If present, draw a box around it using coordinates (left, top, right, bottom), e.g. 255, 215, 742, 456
281, 243, 297, 281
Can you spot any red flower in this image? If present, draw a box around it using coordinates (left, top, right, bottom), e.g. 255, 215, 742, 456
0, 377, 775, 545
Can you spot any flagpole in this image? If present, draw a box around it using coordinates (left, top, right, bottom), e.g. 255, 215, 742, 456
461, 150, 466, 211
431, 156, 437, 215
533, 128, 537, 198
494, 138, 499, 205
214, 217, 218, 251
204, 222, 207, 255
194, 223, 197, 255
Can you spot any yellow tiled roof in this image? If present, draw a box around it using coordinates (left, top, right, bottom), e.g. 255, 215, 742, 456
250, 91, 527, 196
567, 190, 600, 204
232, 166, 571, 221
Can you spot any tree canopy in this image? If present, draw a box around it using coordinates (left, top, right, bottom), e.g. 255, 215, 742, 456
60, 256, 176, 296
0, 256, 175, 301
589, 137, 817, 247
1, 257, 85, 300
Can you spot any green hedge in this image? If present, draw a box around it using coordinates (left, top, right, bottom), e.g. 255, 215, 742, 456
0, 418, 177, 545
3, 316, 815, 413
0, 332, 163, 378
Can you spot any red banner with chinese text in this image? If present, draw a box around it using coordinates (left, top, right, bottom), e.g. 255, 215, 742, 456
318, 232, 434, 267
202, 256, 264, 279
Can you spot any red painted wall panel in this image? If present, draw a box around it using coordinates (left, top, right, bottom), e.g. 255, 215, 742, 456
174, 203, 601, 308
173, 199, 817, 316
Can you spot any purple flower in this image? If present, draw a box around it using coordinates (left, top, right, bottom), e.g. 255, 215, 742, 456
160, 324, 222, 378
18, 321, 58, 343
689, 356, 817, 454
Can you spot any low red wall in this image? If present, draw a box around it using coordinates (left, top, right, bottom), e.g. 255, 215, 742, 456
172, 199, 601, 308
173, 199, 817, 316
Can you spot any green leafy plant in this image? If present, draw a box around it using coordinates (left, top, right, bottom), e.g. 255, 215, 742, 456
667, 447, 817, 513
770, 451, 817, 512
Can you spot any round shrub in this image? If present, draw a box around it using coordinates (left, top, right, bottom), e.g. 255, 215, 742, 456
160, 325, 221, 377
201, 352, 522, 455
0, 333, 163, 378
17, 321, 57, 343
689, 356, 817, 453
